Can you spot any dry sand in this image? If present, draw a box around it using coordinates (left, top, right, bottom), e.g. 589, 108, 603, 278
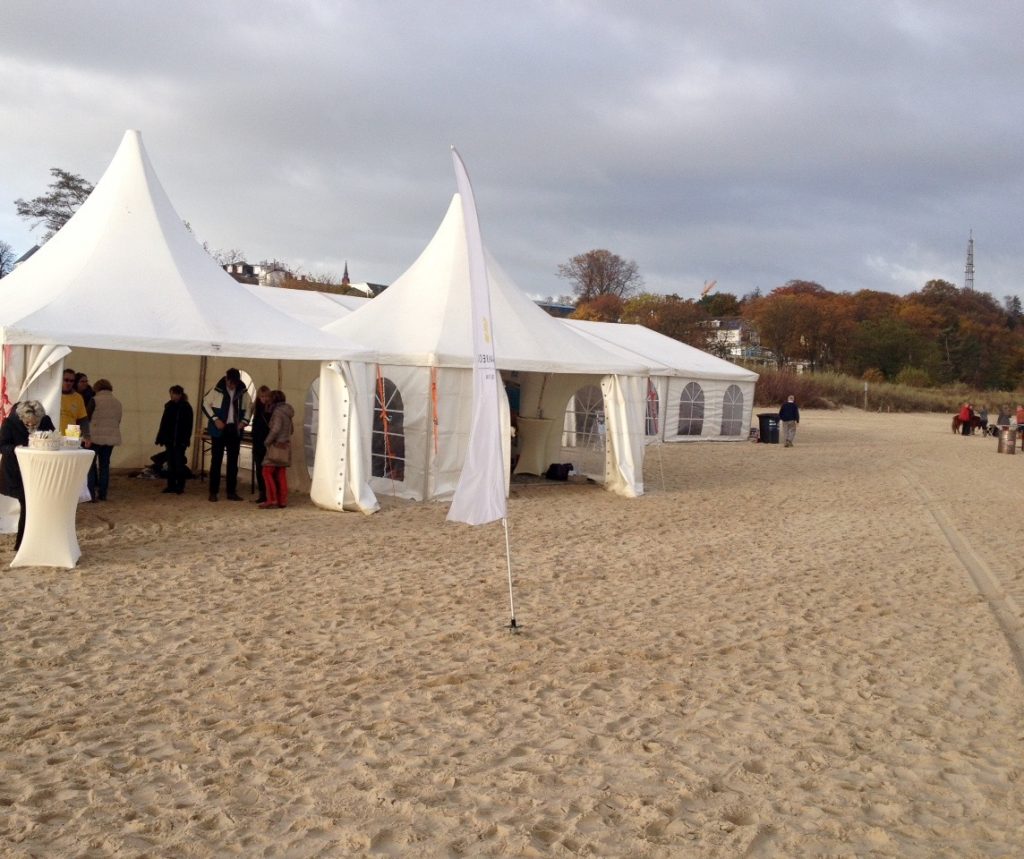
2, 408, 1023, 858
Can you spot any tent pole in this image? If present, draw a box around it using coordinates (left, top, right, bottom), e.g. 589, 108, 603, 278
191, 355, 208, 475
502, 516, 518, 632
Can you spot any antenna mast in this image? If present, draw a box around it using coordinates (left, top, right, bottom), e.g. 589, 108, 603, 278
964, 230, 974, 291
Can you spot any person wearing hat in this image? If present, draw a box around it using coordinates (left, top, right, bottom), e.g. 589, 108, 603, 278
202, 368, 250, 501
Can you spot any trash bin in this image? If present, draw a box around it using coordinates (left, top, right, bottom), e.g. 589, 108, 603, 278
757, 412, 780, 444
997, 427, 1016, 455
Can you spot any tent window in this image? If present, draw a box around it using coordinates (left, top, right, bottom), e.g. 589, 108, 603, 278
678, 382, 705, 435
721, 384, 744, 436
562, 384, 606, 477
563, 384, 605, 447
645, 379, 660, 436
372, 376, 405, 480
303, 377, 319, 478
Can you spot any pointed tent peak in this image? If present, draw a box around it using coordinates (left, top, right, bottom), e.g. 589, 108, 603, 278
0, 130, 374, 361
323, 193, 647, 375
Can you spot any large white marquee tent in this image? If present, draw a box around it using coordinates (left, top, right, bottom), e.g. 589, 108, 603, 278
0, 130, 374, 497
312, 194, 652, 511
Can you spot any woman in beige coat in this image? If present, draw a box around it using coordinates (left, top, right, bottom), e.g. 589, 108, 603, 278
89, 379, 123, 501
259, 390, 295, 509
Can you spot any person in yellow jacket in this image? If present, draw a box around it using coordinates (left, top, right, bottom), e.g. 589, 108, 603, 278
60, 367, 90, 442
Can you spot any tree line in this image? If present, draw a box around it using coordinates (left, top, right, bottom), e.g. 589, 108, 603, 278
560, 250, 1024, 390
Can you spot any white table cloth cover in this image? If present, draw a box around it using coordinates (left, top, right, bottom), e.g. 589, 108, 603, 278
11, 448, 95, 569
513, 417, 555, 476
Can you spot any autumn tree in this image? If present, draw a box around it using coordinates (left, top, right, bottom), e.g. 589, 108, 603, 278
557, 249, 642, 302
571, 294, 624, 322
15, 168, 94, 240
620, 293, 708, 347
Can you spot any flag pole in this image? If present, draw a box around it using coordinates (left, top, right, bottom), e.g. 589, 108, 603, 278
446, 146, 520, 633
502, 517, 517, 631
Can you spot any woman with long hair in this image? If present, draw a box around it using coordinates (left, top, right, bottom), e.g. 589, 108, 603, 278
259, 390, 294, 509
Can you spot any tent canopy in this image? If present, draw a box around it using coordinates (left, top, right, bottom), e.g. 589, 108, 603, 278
0, 130, 374, 363
322, 195, 647, 376
563, 320, 759, 381
241, 284, 366, 330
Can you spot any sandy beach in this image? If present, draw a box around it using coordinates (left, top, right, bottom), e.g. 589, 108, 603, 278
2, 407, 1023, 858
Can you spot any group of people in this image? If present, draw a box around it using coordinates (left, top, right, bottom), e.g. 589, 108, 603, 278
0, 367, 124, 551
958, 403, 1024, 437
157, 367, 295, 508
1, 365, 297, 554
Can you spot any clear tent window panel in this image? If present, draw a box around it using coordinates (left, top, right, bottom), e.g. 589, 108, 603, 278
721, 384, 744, 436
645, 378, 660, 437
562, 383, 606, 477
372, 376, 405, 480
303, 377, 319, 478
678, 381, 705, 436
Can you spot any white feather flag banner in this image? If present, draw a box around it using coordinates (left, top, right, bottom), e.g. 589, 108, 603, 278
445, 148, 508, 526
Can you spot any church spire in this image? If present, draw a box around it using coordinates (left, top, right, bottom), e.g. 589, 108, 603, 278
341, 260, 350, 287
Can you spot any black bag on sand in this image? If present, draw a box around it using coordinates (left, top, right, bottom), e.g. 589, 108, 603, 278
544, 463, 573, 481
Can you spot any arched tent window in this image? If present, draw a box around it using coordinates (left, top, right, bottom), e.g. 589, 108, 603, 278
721, 384, 744, 436
562, 384, 606, 477
645, 379, 660, 437
373, 376, 405, 480
303, 377, 319, 478
678, 382, 704, 436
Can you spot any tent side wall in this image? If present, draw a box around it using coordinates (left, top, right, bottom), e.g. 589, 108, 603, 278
661, 376, 756, 442
67, 348, 322, 492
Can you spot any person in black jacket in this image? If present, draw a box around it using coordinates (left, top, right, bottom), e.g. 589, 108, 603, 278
156, 386, 194, 495
0, 401, 56, 550
779, 395, 800, 447
249, 385, 273, 504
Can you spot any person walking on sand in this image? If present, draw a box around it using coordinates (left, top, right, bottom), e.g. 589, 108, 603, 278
779, 395, 800, 447
259, 390, 294, 509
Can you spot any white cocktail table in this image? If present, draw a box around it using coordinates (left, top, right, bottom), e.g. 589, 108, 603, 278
11, 447, 96, 569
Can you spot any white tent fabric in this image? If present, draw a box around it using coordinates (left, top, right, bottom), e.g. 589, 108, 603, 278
316, 194, 650, 506
242, 284, 366, 330
563, 320, 759, 443
0, 131, 374, 362
0, 130, 375, 496
324, 196, 647, 375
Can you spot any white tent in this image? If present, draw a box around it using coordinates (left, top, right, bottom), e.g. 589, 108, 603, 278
0, 130, 374, 493
313, 194, 650, 510
241, 284, 367, 330
563, 320, 759, 443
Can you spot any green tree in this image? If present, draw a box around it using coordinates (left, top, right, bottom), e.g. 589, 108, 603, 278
699, 291, 741, 317
557, 249, 643, 302
15, 168, 94, 240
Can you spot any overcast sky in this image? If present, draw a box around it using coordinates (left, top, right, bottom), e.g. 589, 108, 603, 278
3, 1, 1022, 301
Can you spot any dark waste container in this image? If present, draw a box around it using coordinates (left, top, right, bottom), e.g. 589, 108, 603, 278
757, 413, 780, 444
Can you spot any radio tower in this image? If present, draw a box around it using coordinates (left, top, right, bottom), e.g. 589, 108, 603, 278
964, 230, 974, 291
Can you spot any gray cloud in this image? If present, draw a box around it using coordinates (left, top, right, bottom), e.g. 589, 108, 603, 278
2, 0, 1021, 301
